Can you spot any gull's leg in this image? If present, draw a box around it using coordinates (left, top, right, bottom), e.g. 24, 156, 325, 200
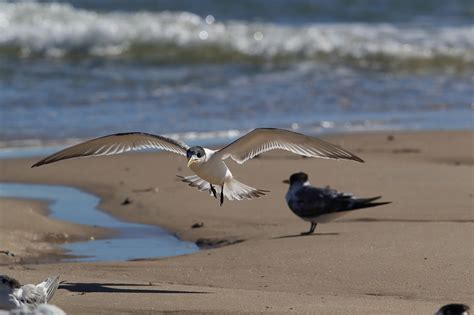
220, 183, 224, 206
301, 222, 317, 235
209, 184, 217, 199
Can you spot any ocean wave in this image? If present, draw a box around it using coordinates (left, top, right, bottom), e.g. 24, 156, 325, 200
0, 1, 473, 68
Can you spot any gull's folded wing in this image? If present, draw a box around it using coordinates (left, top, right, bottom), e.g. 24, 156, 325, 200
32, 132, 189, 167
216, 128, 363, 164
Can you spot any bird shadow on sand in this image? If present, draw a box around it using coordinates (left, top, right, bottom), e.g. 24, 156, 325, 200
272, 232, 340, 239
341, 218, 474, 223
60, 282, 209, 294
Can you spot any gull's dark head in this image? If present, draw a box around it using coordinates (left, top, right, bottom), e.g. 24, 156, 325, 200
0, 275, 21, 290
186, 146, 206, 167
436, 304, 470, 315
283, 172, 309, 185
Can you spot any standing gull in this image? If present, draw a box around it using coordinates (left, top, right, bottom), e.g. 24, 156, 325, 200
0, 275, 60, 310
283, 172, 390, 234
32, 128, 363, 206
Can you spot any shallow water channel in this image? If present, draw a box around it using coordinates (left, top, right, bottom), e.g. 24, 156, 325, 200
0, 183, 199, 262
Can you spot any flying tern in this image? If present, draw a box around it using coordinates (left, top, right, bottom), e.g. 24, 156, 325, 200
32, 128, 363, 206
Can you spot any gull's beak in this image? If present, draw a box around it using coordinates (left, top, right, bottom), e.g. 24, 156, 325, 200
187, 157, 198, 168
282, 179, 290, 184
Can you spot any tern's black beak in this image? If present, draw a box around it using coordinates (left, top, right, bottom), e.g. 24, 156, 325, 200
282, 179, 290, 184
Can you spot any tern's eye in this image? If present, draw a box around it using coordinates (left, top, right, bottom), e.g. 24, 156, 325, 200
197, 152, 203, 158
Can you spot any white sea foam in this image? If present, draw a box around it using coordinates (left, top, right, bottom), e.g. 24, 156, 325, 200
0, 1, 472, 64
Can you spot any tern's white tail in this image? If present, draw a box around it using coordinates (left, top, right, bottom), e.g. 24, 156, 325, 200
222, 177, 268, 201
177, 175, 268, 201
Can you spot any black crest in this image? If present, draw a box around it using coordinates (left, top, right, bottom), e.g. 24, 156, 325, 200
0, 275, 21, 289
186, 146, 206, 159
289, 172, 309, 184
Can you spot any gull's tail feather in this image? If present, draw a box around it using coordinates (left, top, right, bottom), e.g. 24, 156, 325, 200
316, 197, 390, 223
349, 197, 391, 211
223, 178, 268, 201
353, 196, 382, 204
40, 275, 60, 302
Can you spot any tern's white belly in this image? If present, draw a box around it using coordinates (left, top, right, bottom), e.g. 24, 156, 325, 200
190, 157, 230, 185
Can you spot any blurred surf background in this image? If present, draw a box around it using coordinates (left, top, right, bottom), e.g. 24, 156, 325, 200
0, 0, 473, 149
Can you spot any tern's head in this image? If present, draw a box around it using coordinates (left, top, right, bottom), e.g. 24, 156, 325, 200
435, 304, 470, 315
283, 172, 309, 186
186, 146, 206, 168
0, 275, 21, 291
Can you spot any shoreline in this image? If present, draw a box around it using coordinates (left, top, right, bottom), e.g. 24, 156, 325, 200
0, 130, 472, 313
0, 183, 199, 264
0, 173, 253, 265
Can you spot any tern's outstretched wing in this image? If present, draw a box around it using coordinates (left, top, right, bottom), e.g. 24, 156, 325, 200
216, 128, 363, 164
32, 132, 189, 167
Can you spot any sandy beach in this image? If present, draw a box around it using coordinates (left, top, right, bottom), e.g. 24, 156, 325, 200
0, 130, 472, 314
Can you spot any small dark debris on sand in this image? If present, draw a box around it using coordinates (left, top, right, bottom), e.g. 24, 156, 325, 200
132, 187, 159, 193
0, 250, 15, 257
196, 238, 244, 249
121, 197, 132, 205
392, 148, 420, 154
191, 222, 204, 229
387, 134, 395, 141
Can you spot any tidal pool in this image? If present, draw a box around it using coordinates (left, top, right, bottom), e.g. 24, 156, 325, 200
0, 183, 199, 262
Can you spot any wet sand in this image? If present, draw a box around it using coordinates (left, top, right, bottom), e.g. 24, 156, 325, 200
0, 130, 472, 314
